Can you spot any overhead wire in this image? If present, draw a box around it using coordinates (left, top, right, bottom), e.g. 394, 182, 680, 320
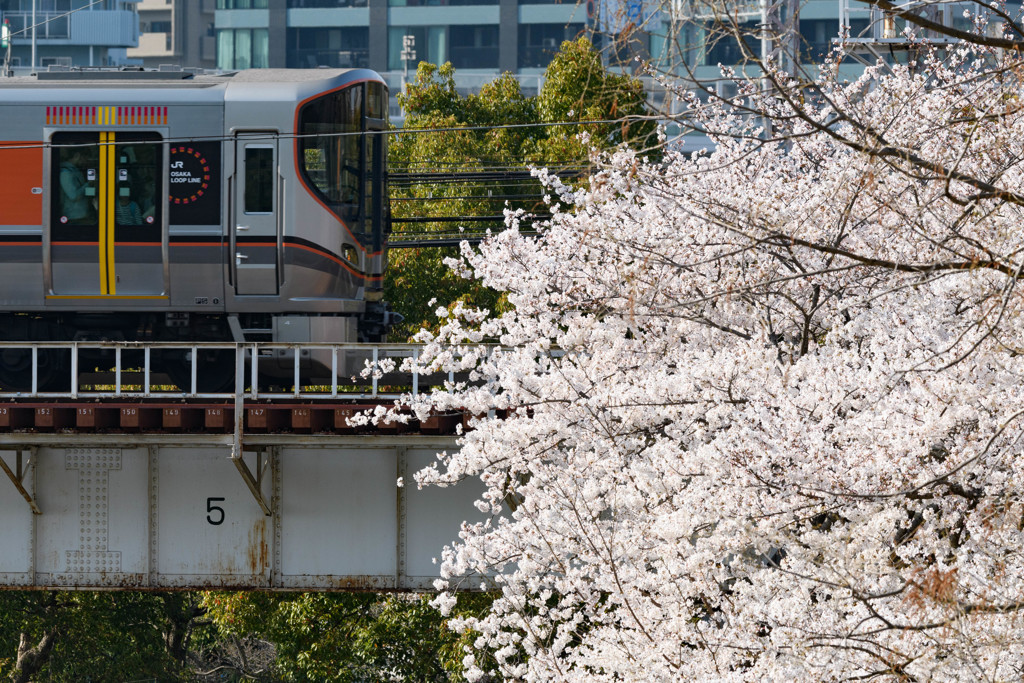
0, 115, 665, 152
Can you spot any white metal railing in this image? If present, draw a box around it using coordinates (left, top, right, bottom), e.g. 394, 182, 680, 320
838, 0, 964, 43
0, 341, 457, 401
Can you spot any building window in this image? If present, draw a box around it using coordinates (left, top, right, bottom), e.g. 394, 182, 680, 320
217, 28, 269, 70
518, 23, 584, 68
388, 25, 498, 70
388, 26, 444, 71
287, 0, 366, 6
702, 21, 759, 66
40, 56, 72, 67
2, 0, 70, 9
798, 19, 838, 61
449, 25, 498, 69
389, 0, 497, 6
287, 27, 369, 68
216, 0, 269, 8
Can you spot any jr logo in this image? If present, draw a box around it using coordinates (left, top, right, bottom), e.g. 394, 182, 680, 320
171, 161, 184, 169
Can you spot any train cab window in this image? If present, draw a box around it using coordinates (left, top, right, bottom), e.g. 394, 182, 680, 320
367, 81, 386, 120
297, 83, 364, 227
244, 146, 274, 213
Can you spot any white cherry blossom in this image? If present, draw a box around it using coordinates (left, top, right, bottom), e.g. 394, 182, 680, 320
395, 41, 1024, 682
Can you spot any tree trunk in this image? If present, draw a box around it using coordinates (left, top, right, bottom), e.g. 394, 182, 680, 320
160, 593, 206, 664
11, 628, 58, 683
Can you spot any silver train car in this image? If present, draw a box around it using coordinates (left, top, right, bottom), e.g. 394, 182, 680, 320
0, 67, 393, 390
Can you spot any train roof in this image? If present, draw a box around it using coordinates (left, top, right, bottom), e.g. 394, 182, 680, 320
0, 67, 385, 100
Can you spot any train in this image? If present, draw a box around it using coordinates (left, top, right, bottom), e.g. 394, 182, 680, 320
0, 66, 397, 391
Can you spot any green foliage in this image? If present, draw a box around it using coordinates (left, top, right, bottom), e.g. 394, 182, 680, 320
203, 591, 497, 682
538, 37, 659, 161
387, 40, 656, 339
0, 591, 203, 682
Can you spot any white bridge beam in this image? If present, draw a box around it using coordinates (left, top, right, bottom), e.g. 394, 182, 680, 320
0, 434, 485, 591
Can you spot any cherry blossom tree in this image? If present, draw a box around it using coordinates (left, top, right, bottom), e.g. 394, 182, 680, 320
383, 27, 1024, 682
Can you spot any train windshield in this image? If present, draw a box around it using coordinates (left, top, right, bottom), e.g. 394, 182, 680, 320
297, 81, 387, 238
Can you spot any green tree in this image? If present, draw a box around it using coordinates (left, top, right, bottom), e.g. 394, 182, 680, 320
202, 591, 496, 682
537, 36, 659, 161
386, 39, 656, 340
0, 591, 209, 682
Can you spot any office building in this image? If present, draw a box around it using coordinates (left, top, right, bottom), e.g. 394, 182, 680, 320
213, 0, 592, 96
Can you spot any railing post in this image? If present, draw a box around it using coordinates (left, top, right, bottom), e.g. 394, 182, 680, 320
331, 347, 338, 398
372, 346, 379, 397
115, 346, 122, 397
250, 344, 258, 400
412, 347, 419, 399
250, 343, 259, 398
233, 344, 246, 459
70, 343, 78, 398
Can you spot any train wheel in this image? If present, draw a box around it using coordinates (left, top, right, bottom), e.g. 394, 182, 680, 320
163, 349, 237, 393
0, 347, 69, 392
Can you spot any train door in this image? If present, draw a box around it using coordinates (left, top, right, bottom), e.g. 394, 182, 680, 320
232, 132, 279, 296
49, 131, 164, 297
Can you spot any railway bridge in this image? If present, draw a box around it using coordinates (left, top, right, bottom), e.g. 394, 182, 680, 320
0, 342, 488, 591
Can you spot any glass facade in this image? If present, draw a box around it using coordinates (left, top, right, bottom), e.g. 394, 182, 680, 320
288, 0, 365, 5
388, 25, 498, 70
449, 25, 498, 68
389, 0, 498, 6
702, 21, 758, 66
217, 28, 268, 70
387, 26, 445, 71
216, 0, 268, 8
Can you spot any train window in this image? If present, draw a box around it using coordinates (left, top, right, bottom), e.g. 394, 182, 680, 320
53, 133, 100, 226
244, 146, 274, 213
114, 133, 162, 230
367, 82, 385, 120
297, 83, 363, 226
52, 131, 162, 245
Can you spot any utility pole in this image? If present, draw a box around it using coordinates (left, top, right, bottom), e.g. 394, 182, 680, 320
31, 0, 36, 73
761, 0, 799, 75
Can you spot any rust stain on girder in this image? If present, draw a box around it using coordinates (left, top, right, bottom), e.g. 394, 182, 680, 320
248, 517, 269, 575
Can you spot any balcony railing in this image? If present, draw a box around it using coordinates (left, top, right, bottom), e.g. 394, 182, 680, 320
289, 48, 370, 69
1, 9, 138, 47
2, 11, 70, 40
